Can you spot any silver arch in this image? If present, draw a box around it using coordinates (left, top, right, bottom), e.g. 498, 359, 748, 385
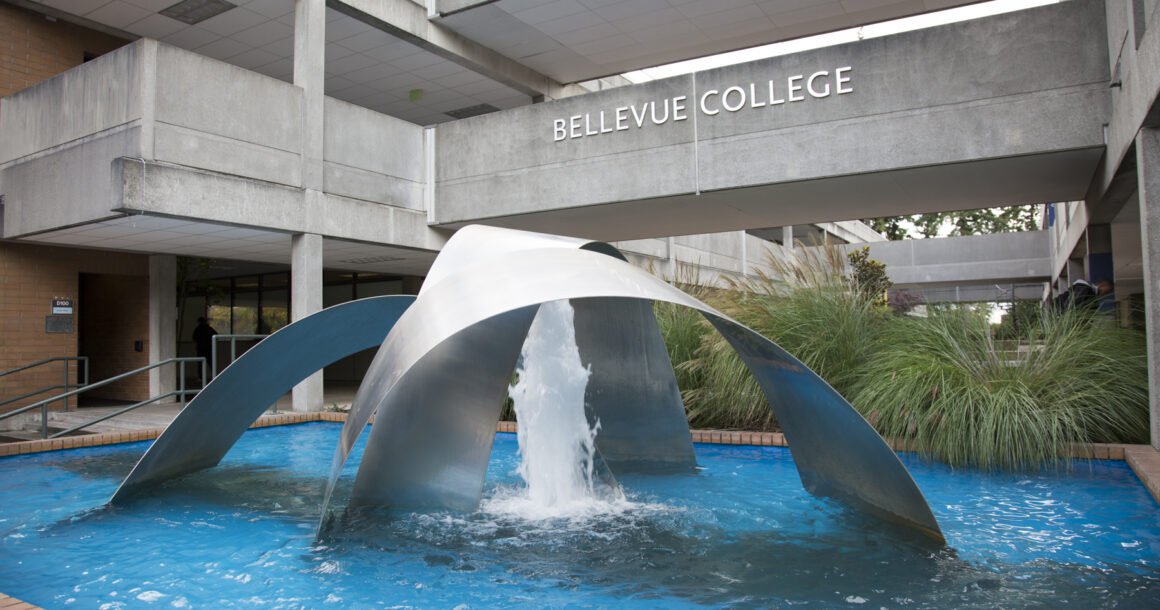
326, 235, 942, 541
322, 226, 694, 520
109, 295, 414, 503
423, 226, 693, 472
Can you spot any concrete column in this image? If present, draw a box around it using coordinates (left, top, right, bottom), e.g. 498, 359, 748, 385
782, 226, 794, 251
291, 233, 323, 412
1135, 127, 1160, 449
148, 254, 177, 400
294, 0, 325, 190
293, 0, 325, 412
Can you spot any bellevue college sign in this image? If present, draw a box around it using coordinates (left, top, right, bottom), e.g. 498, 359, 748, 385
552, 66, 853, 142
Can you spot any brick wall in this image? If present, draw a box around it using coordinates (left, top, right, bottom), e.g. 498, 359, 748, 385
0, 3, 130, 98
0, 242, 148, 416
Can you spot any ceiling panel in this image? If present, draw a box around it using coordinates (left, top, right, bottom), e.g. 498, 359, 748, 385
439, 0, 986, 83
36, 0, 984, 125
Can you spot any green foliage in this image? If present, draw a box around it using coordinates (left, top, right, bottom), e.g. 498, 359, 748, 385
651, 246, 1147, 472
863, 204, 1040, 240
665, 244, 890, 431
993, 300, 1043, 340
851, 307, 1149, 471
863, 217, 910, 240
846, 246, 892, 305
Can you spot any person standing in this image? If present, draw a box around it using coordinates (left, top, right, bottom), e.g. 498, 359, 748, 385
193, 317, 218, 383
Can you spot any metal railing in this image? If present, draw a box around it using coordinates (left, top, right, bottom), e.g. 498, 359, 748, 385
210, 334, 268, 380
0, 356, 89, 414
0, 357, 205, 439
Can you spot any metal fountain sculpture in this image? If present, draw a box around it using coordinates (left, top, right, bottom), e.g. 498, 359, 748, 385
109, 225, 944, 542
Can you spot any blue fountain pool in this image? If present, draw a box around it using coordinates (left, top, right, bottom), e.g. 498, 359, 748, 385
1, 422, 1158, 608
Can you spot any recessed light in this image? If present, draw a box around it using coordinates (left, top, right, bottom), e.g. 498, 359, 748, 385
160, 0, 237, 25
338, 255, 404, 265
445, 103, 500, 119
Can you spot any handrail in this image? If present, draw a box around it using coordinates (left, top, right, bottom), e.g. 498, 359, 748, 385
0, 356, 88, 413
0, 357, 205, 439
0, 356, 88, 380
48, 390, 188, 439
210, 334, 268, 380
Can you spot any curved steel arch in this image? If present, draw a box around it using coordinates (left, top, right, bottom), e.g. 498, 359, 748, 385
328, 245, 943, 541
422, 226, 693, 472
109, 295, 415, 504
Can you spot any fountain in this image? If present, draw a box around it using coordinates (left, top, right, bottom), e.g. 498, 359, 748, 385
110, 224, 943, 542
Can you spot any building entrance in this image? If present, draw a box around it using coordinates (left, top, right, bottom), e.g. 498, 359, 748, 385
77, 273, 149, 406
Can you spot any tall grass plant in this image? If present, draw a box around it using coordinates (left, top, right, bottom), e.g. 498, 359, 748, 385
673, 243, 889, 431
851, 307, 1149, 470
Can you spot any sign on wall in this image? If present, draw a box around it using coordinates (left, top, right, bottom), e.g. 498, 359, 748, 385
552, 66, 852, 142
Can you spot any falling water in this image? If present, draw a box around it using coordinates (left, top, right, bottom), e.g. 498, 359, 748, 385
496, 299, 626, 518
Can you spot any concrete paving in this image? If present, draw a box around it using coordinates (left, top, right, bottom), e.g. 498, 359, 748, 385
1, 382, 361, 441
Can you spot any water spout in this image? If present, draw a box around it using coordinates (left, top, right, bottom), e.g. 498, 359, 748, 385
498, 299, 625, 518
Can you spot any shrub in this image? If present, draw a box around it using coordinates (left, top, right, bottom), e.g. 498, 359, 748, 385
851, 306, 1149, 470
674, 244, 890, 431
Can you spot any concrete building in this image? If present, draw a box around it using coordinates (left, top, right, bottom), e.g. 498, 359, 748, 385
0, 0, 1157, 447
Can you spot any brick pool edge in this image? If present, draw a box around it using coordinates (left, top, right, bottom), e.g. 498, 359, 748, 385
3, 412, 1158, 506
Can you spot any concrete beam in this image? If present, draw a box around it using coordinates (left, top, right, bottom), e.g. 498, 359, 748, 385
329, 0, 583, 99
1094, 0, 1160, 208
116, 158, 444, 252
432, 0, 1110, 241
431, 0, 494, 17
862, 232, 1052, 287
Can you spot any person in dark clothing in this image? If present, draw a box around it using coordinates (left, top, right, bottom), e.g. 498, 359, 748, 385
193, 317, 217, 382
1052, 278, 1115, 313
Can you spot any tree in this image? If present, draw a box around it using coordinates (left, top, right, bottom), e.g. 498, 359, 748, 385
862, 204, 1040, 240
862, 217, 909, 240
847, 247, 892, 305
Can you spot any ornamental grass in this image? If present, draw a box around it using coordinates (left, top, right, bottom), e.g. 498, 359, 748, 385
850, 306, 1149, 471
667, 244, 888, 431
653, 243, 1149, 471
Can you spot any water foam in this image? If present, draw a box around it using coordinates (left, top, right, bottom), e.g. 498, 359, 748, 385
495, 299, 632, 520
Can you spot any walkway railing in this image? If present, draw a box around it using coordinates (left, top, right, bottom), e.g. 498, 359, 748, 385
210, 334, 268, 380
0, 356, 89, 414
0, 357, 205, 439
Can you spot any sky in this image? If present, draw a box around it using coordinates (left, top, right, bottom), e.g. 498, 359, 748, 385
622, 0, 1059, 83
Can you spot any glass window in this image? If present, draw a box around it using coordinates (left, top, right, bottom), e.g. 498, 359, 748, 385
357, 280, 403, 298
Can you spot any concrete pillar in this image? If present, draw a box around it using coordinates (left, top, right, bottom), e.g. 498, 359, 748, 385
1135, 127, 1160, 449
148, 254, 177, 400
292, 0, 326, 412
782, 226, 794, 251
294, 0, 325, 190
291, 233, 323, 412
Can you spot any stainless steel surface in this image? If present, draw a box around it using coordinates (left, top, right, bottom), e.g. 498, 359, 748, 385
349, 305, 539, 511
427, 226, 694, 470
323, 227, 694, 522
109, 295, 415, 504
327, 226, 941, 541
110, 224, 941, 541
574, 297, 695, 472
